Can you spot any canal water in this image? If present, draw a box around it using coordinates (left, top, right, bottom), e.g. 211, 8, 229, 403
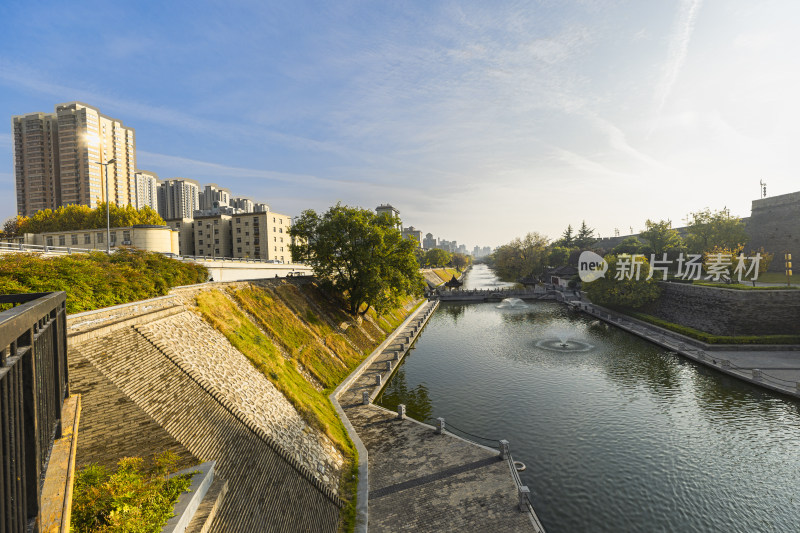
378, 265, 800, 532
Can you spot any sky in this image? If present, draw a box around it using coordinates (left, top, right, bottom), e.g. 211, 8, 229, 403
1, 0, 799, 249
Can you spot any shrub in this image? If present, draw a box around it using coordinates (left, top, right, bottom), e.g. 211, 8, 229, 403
71, 452, 194, 533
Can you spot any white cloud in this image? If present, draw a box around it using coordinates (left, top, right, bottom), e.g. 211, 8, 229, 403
652, 0, 703, 129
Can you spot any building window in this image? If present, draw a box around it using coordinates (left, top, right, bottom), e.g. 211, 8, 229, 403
97, 234, 103, 243
71, 234, 78, 245
273, 217, 276, 222
214, 239, 219, 244
254, 239, 259, 245
215, 248, 220, 255
236, 217, 241, 223
245, 222, 249, 226
274, 237, 277, 242
245, 232, 249, 236
279, 228, 283, 233
123, 230, 130, 241
46, 236, 53, 246
214, 229, 219, 235
280, 237, 283, 243
58, 235, 66, 246
237, 247, 242, 253
236, 228, 241, 234
214, 219, 218, 225
253, 217, 258, 223
84, 234, 91, 244
199, 240, 204, 245
255, 247, 260, 254
274, 246, 277, 251
273, 227, 276, 232
237, 237, 241, 243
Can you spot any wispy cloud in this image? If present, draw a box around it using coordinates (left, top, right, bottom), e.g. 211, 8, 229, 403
652, 0, 703, 130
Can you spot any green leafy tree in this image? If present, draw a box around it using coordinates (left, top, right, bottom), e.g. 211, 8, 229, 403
547, 245, 572, 267
1, 216, 23, 238
685, 208, 748, 254
424, 248, 452, 268
290, 203, 424, 316
491, 232, 549, 281
639, 219, 684, 256
17, 203, 166, 234
450, 252, 471, 271
584, 254, 661, 309
574, 220, 597, 249
612, 236, 645, 255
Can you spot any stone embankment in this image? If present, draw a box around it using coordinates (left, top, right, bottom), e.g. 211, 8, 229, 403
332, 300, 544, 532
69, 281, 388, 532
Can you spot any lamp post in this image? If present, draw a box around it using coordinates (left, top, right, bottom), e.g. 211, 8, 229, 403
96, 158, 116, 253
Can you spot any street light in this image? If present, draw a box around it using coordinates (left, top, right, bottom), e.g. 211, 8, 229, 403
96, 158, 116, 253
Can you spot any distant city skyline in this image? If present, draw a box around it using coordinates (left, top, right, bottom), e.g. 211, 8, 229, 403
2, 1, 799, 248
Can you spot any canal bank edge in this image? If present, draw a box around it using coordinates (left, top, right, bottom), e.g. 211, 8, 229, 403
329, 298, 435, 533
574, 300, 800, 399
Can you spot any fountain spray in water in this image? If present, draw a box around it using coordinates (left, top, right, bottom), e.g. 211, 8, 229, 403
497, 298, 529, 309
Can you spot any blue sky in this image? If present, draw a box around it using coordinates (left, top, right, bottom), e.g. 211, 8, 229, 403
2, 0, 799, 248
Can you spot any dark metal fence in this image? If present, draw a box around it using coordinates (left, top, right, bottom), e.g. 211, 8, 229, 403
0, 292, 68, 533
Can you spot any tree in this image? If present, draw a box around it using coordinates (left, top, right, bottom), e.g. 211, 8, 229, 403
450, 252, 471, 272
558, 225, 574, 247
289, 203, 424, 316
424, 248, 451, 268
1, 216, 24, 238
685, 208, 748, 254
547, 245, 572, 267
17, 203, 166, 234
584, 254, 661, 309
491, 232, 549, 282
638, 219, 684, 256
612, 236, 644, 255
574, 220, 596, 249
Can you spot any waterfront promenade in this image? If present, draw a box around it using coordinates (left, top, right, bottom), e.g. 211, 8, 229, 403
332, 300, 544, 532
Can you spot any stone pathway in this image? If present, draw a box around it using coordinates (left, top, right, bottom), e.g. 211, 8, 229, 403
339, 301, 542, 532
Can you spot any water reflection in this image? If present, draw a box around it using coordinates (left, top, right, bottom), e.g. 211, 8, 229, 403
377, 365, 433, 423
381, 296, 800, 533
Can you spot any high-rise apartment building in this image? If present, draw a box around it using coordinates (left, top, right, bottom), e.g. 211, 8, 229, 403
199, 184, 231, 212
12, 102, 136, 217
134, 170, 160, 211
161, 178, 200, 220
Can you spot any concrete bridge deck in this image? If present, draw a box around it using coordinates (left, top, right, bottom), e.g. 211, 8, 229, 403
334, 301, 545, 532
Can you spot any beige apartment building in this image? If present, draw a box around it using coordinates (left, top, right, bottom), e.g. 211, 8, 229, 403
193, 214, 232, 258
13, 102, 136, 217
165, 218, 195, 256
6, 225, 179, 254
231, 211, 292, 262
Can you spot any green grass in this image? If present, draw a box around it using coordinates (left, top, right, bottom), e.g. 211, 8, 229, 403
432, 268, 460, 283
620, 309, 800, 345
195, 290, 354, 455
748, 271, 799, 285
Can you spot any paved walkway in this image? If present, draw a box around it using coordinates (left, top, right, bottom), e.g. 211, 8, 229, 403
339, 301, 543, 533
577, 302, 800, 398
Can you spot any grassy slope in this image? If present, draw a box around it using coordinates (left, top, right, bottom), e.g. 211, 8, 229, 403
195, 281, 420, 532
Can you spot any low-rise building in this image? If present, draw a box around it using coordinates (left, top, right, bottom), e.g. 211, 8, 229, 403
193, 214, 232, 258
165, 218, 195, 256
6, 225, 179, 254
231, 211, 293, 262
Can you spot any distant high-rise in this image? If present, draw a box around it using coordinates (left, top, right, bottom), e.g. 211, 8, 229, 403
134, 170, 160, 211
12, 102, 136, 217
161, 178, 200, 219
199, 184, 231, 212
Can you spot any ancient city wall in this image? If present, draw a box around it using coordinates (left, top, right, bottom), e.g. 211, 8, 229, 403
747, 191, 800, 271
644, 282, 800, 336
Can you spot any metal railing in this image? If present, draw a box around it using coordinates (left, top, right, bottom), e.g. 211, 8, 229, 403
0, 242, 95, 256
0, 292, 69, 533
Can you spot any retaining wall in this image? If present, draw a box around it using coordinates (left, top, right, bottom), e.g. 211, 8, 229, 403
645, 282, 800, 336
